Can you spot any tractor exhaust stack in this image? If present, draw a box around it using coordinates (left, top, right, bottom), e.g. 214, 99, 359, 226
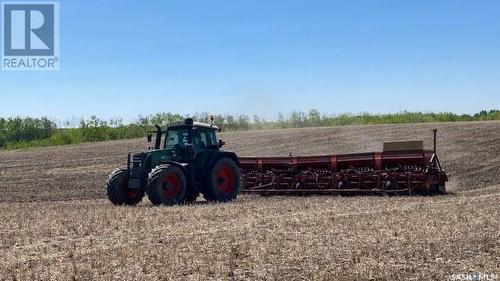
154, 124, 162, 150
433, 129, 437, 154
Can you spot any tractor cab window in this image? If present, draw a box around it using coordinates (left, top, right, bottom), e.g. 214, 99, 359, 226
206, 129, 218, 147
192, 128, 218, 152
165, 128, 189, 148
192, 129, 208, 152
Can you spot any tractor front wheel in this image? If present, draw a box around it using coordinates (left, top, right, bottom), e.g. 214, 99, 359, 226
203, 158, 240, 202
106, 168, 144, 205
147, 164, 187, 206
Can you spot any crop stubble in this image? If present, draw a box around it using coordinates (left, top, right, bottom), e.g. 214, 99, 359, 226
0, 121, 498, 280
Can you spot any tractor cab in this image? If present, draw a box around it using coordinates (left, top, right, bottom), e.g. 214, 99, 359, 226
147, 118, 224, 162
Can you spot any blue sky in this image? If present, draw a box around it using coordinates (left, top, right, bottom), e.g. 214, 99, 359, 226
1, 0, 499, 122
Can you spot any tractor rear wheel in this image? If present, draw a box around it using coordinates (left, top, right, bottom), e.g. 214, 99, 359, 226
203, 158, 240, 202
106, 168, 144, 205
147, 164, 187, 206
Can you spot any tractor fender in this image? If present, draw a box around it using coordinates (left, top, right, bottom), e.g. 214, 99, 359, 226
207, 151, 240, 168
157, 161, 190, 177
158, 161, 193, 189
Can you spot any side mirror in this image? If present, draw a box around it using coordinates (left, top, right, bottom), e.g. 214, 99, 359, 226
147, 134, 152, 142
218, 139, 225, 148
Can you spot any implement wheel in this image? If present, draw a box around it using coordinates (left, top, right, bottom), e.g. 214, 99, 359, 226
147, 164, 187, 206
106, 168, 144, 205
431, 184, 447, 195
203, 158, 240, 202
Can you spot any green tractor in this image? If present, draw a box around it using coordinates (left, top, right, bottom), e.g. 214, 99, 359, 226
106, 118, 241, 206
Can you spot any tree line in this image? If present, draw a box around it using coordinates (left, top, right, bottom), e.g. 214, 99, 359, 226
0, 109, 499, 149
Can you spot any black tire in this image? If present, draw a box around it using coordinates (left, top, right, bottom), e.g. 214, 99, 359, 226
202, 158, 240, 202
438, 185, 446, 195
106, 168, 144, 205
147, 164, 187, 206
431, 184, 446, 195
